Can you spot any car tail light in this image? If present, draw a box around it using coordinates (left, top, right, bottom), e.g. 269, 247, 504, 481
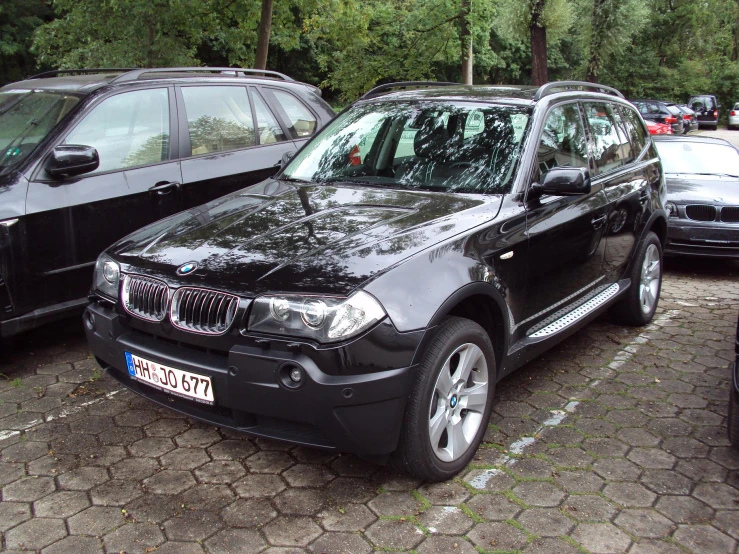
664, 116, 678, 124
683, 114, 692, 120
732, 111, 737, 116
348, 145, 361, 166
713, 110, 718, 118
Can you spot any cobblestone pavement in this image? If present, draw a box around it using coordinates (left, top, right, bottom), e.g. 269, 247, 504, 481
1, 258, 738, 554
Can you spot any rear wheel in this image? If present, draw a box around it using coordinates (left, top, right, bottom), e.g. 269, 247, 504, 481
610, 231, 662, 326
393, 317, 496, 481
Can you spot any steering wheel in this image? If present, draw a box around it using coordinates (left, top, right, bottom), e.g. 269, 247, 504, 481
448, 161, 495, 178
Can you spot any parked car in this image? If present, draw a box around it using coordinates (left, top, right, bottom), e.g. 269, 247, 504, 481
631, 99, 684, 134
729, 312, 739, 447
687, 94, 720, 129
728, 103, 739, 130
645, 120, 673, 135
653, 135, 739, 258
85, 80, 667, 481
0, 68, 335, 338
676, 105, 699, 133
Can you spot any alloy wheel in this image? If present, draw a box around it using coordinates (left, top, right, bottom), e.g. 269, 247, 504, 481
639, 243, 660, 314
428, 343, 489, 462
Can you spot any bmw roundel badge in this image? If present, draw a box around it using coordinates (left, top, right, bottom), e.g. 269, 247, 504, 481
177, 262, 198, 276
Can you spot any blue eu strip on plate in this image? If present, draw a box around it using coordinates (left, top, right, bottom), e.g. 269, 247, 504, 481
124, 352, 136, 376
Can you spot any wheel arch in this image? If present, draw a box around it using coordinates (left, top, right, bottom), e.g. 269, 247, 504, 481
648, 212, 668, 247
412, 282, 510, 376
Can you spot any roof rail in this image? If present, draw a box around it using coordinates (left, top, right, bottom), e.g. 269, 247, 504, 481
534, 80, 624, 101
28, 68, 137, 79
360, 81, 459, 100
111, 67, 294, 83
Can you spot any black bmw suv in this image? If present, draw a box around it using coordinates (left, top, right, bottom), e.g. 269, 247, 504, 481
85, 80, 668, 480
0, 68, 335, 338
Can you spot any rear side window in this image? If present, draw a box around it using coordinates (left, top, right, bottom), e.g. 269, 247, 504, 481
619, 107, 647, 157
537, 103, 588, 176
583, 102, 631, 174
271, 90, 317, 138
181, 86, 255, 156
65, 88, 169, 173
252, 90, 287, 144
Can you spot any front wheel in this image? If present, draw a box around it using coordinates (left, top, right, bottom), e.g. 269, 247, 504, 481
610, 231, 663, 326
393, 317, 496, 481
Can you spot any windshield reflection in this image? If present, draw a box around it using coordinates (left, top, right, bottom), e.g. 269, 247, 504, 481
284, 101, 531, 195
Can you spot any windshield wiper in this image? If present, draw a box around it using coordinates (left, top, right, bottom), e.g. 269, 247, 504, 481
279, 176, 313, 184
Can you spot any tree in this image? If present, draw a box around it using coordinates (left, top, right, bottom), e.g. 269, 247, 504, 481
530, 0, 548, 85
0, 0, 52, 85
460, 0, 473, 84
255, 0, 274, 70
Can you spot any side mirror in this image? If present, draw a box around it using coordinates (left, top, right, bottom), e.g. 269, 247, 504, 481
281, 151, 295, 167
531, 167, 591, 198
47, 145, 99, 178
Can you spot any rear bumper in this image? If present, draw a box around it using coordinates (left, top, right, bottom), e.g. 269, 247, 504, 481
84, 302, 418, 458
665, 220, 739, 258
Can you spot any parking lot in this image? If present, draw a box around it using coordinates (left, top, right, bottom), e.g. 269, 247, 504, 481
0, 255, 737, 553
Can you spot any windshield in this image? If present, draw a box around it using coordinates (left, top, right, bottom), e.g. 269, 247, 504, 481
0, 90, 81, 175
283, 101, 531, 194
655, 140, 739, 176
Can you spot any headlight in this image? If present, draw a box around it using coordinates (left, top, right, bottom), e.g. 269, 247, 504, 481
93, 254, 120, 299
248, 291, 386, 343
665, 202, 678, 217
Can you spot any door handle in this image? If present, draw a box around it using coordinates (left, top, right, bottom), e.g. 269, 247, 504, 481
591, 215, 607, 229
149, 181, 180, 195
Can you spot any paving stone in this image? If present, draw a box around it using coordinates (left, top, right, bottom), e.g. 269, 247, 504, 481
466, 493, 522, 520
563, 495, 618, 521
0, 501, 31, 532
517, 507, 574, 536
555, 470, 604, 493
656, 495, 715, 524
263, 516, 324, 547
571, 522, 632, 553
160, 447, 210, 470
148, 542, 204, 554
614, 508, 675, 538
326, 477, 376, 504
416, 536, 478, 554
221, 498, 277, 528
418, 505, 474, 535
194, 460, 245, 484
233, 473, 287, 498
524, 537, 582, 554
103, 522, 165, 552
57, 467, 109, 491
627, 539, 686, 554
364, 518, 425, 550
318, 503, 377, 532
692, 481, 739, 509
512, 481, 566, 507
417, 481, 472, 505
110, 457, 160, 481
178, 483, 235, 510
467, 521, 528, 550
672, 524, 737, 553
34, 490, 90, 518
308, 532, 372, 554
246, 450, 295, 473
603, 482, 657, 507
282, 463, 334, 487
713, 510, 739, 541
68, 505, 125, 536
90, 479, 143, 506
41, 535, 103, 554
205, 528, 266, 554
627, 447, 676, 469
124, 493, 181, 522
4, 518, 68, 550
174, 428, 221, 448
367, 491, 421, 516
3, 475, 56, 501
143, 469, 196, 494
592, 458, 642, 481
163, 509, 223, 541
1, 440, 49, 462
207, 439, 258, 460
463, 468, 515, 491
639, 469, 693, 495
273, 487, 327, 516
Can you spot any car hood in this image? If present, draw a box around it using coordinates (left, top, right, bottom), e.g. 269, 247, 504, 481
110, 179, 502, 297
665, 174, 739, 205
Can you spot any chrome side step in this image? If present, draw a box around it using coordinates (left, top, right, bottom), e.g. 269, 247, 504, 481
528, 283, 621, 339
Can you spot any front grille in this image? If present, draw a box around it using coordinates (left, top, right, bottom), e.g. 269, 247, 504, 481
686, 205, 717, 222
122, 275, 169, 321
721, 206, 739, 223
170, 287, 239, 335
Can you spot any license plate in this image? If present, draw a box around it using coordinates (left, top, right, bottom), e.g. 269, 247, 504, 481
124, 352, 214, 405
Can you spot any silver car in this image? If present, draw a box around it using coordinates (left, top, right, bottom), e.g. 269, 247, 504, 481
729, 102, 739, 130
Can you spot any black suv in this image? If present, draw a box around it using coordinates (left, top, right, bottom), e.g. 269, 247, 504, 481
688, 94, 720, 129
85, 81, 668, 480
0, 68, 335, 338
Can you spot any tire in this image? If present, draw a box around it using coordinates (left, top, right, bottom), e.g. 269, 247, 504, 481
729, 384, 739, 448
393, 317, 496, 481
610, 231, 662, 326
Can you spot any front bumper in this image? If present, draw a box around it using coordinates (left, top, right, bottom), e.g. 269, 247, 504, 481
665, 219, 739, 258
84, 302, 420, 458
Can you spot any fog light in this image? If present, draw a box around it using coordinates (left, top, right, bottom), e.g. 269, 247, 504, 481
84, 311, 95, 332
289, 367, 303, 383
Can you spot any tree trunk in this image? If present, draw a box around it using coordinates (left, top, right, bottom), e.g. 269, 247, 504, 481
530, 0, 548, 86
586, 0, 605, 82
460, 0, 473, 84
733, 0, 739, 61
255, 0, 274, 70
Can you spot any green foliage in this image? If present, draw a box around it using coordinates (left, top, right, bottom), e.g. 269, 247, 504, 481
1, 0, 739, 109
